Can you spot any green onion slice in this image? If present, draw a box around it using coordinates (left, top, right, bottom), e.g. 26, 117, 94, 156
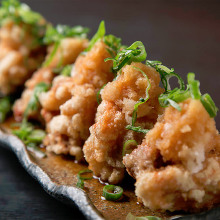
201, 93, 218, 118
104, 34, 122, 58
76, 169, 93, 189
96, 84, 106, 105
103, 185, 123, 201
122, 140, 138, 156
106, 41, 147, 74
125, 66, 151, 134
0, 96, 12, 123
126, 125, 149, 134
24, 82, 50, 120
131, 66, 151, 126
84, 20, 105, 52
77, 169, 93, 180
146, 60, 185, 91
187, 72, 201, 100
43, 41, 60, 67
126, 212, 161, 220
26, 129, 46, 142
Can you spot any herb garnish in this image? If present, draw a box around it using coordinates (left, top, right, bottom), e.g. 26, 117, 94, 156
103, 34, 123, 58
76, 169, 93, 189
0, 96, 12, 123
96, 84, 106, 105
84, 21, 123, 57
0, 0, 46, 45
84, 20, 105, 53
23, 82, 50, 119
13, 82, 49, 156
122, 140, 138, 156
103, 185, 123, 201
53, 64, 73, 77
126, 66, 151, 134
43, 24, 89, 67
147, 61, 218, 117
105, 41, 147, 74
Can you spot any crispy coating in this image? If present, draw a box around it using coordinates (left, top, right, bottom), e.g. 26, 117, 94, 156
13, 38, 88, 121
123, 98, 220, 212
42, 41, 114, 160
0, 21, 46, 95
83, 62, 163, 184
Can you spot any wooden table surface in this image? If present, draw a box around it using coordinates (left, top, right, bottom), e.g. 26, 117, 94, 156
0, 0, 219, 219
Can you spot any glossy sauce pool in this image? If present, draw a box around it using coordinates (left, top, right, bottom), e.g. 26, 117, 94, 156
2, 117, 176, 220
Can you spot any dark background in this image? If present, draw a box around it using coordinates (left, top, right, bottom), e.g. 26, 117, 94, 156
0, 0, 220, 219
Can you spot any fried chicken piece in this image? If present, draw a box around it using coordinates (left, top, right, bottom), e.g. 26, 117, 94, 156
83, 62, 164, 184
123, 98, 220, 212
41, 41, 114, 160
0, 20, 46, 95
13, 38, 88, 121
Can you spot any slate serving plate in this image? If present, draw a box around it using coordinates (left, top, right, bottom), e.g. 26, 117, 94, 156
0, 125, 220, 220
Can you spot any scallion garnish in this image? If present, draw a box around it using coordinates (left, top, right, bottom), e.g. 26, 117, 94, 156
96, 84, 106, 105
201, 93, 218, 118
43, 24, 89, 67
103, 185, 123, 201
0, 0, 46, 45
103, 34, 122, 58
126, 66, 151, 134
53, 64, 72, 77
146, 60, 185, 91
13, 82, 49, 155
84, 20, 105, 53
0, 96, 12, 123
76, 169, 93, 189
105, 41, 147, 74
23, 82, 50, 119
122, 140, 138, 156
126, 212, 161, 220
147, 60, 218, 117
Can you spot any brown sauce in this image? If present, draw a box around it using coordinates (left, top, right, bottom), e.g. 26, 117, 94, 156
1, 117, 180, 220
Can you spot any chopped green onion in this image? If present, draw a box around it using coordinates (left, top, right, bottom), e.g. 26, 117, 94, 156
126, 213, 161, 220
146, 60, 185, 91
126, 125, 149, 134
77, 169, 93, 180
201, 93, 218, 118
187, 72, 201, 100
24, 82, 49, 120
0, 0, 46, 45
106, 41, 147, 74
76, 169, 93, 189
84, 20, 105, 52
103, 185, 123, 201
126, 66, 151, 134
76, 178, 84, 189
43, 24, 89, 67
26, 129, 46, 143
104, 34, 122, 58
53, 64, 72, 77
13, 82, 49, 156
96, 84, 106, 104
122, 140, 138, 156
0, 96, 12, 123
131, 66, 151, 126
43, 24, 89, 45
43, 41, 60, 67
